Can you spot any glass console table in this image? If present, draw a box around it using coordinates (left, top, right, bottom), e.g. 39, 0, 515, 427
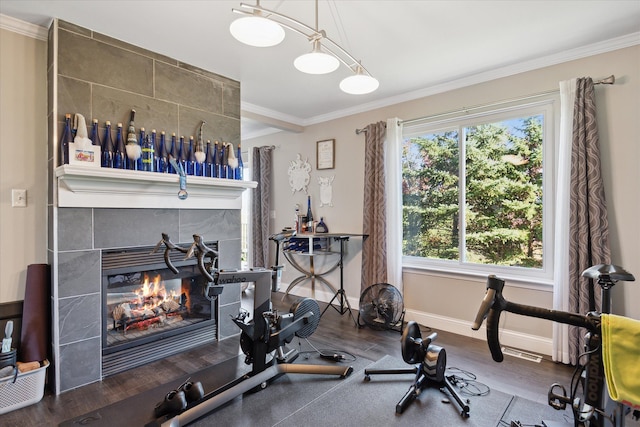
280, 233, 367, 327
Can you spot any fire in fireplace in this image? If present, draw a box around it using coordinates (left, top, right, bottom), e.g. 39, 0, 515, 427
101, 243, 218, 376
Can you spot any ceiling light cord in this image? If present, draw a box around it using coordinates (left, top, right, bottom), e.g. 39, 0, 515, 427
230, 1, 379, 94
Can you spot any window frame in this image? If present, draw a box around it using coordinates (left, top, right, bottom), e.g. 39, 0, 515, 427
400, 95, 559, 286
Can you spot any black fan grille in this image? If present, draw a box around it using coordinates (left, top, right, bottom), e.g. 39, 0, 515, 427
359, 283, 404, 330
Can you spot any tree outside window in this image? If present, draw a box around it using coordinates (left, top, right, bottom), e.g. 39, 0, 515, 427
402, 114, 544, 270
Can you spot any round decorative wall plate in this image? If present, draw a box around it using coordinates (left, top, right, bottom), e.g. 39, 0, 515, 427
288, 154, 311, 194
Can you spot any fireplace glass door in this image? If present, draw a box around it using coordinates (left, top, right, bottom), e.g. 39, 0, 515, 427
101, 244, 217, 360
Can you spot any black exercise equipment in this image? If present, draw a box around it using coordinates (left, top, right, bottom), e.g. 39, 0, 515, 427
148, 234, 353, 427
363, 320, 470, 417
473, 264, 636, 427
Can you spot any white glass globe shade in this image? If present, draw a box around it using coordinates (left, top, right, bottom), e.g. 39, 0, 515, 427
294, 51, 340, 74
340, 74, 379, 95
229, 16, 285, 47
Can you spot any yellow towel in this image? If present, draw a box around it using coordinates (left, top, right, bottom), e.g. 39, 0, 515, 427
601, 313, 640, 409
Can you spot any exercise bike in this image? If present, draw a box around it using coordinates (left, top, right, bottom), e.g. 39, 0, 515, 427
472, 264, 637, 427
147, 233, 353, 427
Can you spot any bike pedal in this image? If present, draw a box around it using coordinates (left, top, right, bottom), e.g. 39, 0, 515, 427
547, 383, 569, 410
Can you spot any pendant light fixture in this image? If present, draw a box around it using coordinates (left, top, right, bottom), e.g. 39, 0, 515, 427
294, 39, 340, 74
230, 1, 379, 94
229, 1, 285, 47
340, 64, 380, 95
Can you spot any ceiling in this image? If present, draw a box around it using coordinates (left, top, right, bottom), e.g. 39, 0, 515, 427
1, 1, 639, 139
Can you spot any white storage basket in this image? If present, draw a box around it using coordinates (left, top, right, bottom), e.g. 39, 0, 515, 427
0, 360, 48, 415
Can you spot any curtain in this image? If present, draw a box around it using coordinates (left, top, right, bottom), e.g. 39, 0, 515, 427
361, 121, 388, 292
385, 118, 404, 294
251, 146, 275, 268
553, 78, 611, 365
553, 79, 576, 364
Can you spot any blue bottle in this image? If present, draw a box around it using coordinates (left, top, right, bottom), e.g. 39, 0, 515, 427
185, 136, 196, 175
178, 136, 186, 173
168, 133, 178, 174
113, 123, 127, 169
89, 118, 101, 148
204, 140, 213, 177
213, 141, 220, 178
59, 113, 73, 166
156, 131, 167, 173
101, 121, 114, 168
235, 144, 244, 180
219, 142, 227, 179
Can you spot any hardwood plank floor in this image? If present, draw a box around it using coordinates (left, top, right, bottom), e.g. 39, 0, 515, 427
0, 289, 587, 426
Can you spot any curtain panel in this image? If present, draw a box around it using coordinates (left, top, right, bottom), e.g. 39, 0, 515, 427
251, 146, 275, 268
554, 77, 611, 365
361, 121, 388, 292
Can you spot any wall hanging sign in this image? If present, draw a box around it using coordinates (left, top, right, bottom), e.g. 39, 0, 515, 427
316, 139, 335, 170
288, 153, 311, 194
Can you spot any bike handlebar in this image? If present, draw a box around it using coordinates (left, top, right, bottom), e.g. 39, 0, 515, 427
473, 275, 599, 363
152, 233, 219, 282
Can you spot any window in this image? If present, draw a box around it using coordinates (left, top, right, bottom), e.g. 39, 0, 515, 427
401, 98, 556, 282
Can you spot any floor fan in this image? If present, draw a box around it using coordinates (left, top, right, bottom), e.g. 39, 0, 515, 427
357, 283, 405, 332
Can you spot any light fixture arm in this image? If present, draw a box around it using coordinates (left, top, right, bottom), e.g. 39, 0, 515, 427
232, 2, 372, 77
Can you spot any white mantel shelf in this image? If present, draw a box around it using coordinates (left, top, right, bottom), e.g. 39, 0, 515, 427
56, 165, 257, 209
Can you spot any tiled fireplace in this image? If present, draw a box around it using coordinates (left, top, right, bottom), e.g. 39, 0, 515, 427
54, 207, 244, 392
47, 19, 251, 394
101, 242, 218, 376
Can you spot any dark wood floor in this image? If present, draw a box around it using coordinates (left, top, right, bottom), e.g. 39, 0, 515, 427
3, 289, 578, 426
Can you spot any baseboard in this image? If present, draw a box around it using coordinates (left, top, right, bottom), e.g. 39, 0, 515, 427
276, 283, 360, 310
278, 284, 552, 357
404, 309, 552, 357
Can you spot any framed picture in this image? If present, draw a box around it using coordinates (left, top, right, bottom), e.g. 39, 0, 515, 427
316, 139, 335, 170
68, 142, 101, 167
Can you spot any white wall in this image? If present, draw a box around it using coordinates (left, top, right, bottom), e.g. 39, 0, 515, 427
0, 28, 48, 303
244, 45, 640, 355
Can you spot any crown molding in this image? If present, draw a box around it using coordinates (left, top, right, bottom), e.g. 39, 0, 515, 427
0, 13, 48, 40
251, 32, 640, 128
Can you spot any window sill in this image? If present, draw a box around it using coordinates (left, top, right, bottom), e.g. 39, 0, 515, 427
402, 261, 554, 291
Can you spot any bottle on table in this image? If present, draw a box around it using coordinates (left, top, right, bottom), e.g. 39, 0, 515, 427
306, 196, 314, 232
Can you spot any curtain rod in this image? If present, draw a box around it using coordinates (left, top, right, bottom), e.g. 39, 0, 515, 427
355, 122, 386, 135
398, 75, 615, 127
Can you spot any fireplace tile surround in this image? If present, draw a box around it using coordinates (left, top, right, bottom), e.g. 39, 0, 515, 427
54, 208, 242, 392
47, 19, 248, 394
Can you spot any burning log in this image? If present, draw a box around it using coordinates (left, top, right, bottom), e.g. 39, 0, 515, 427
124, 315, 162, 333
111, 297, 186, 334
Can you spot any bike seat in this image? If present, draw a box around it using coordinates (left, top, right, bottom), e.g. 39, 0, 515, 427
581, 264, 635, 282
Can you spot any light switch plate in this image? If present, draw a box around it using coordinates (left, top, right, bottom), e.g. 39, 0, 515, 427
12, 189, 27, 207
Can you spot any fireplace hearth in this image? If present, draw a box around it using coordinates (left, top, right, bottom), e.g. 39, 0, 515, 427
101, 243, 218, 376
